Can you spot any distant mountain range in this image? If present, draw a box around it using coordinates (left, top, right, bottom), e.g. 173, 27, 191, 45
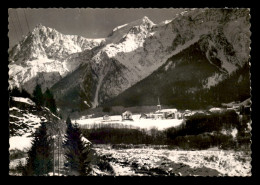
9, 8, 251, 111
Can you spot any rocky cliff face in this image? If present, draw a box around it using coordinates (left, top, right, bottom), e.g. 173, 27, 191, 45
9, 8, 251, 111
8, 24, 104, 93
9, 24, 104, 62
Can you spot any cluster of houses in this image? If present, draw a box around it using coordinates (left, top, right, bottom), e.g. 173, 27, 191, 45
101, 108, 193, 121
139, 108, 186, 120
99, 98, 251, 122
135, 98, 193, 121
119, 99, 192, 121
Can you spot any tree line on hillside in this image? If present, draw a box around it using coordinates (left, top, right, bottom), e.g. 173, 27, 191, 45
9, 87, 32, 99
9, 85, 57, 115
104, 63, 250, 110
181, 62, 251, 109
20, 116, 91, 176
33, 84, 57, 114
164, 110, 250, 149
165, 110, 240, 139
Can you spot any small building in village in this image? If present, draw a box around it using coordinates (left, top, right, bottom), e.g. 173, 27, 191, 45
103, 115, 110, 120
155, 108, 178, 119
151, 112, 164, 119
209, 107, 223, 113
122, 111, 133, 121
176, 112, 183, 119
183, 109, 193, 118
139, 97, 184, 120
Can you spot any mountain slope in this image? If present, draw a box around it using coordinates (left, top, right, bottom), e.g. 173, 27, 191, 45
8, 24, 104, 93
50, 56, 134, 110
9, 24, 104, 62
54, 9, 250, 110
104, 38, 250, 109
9, 8, 251, 111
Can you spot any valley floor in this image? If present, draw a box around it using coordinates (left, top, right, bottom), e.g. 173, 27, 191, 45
93, 145, 251, 176
9, 145, 251, 176
74, 114, 183, 130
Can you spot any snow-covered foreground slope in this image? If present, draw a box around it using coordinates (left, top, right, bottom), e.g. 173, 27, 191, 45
9, 96, 60, 151
10, 134, 35, 151
94, 146, 251, 176
73, 114, 183, 131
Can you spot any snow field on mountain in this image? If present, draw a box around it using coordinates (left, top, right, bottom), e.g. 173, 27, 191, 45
31, 24, 104, 54
74, 114, 183, 131
217, 49, 238, 73
203, 73, 225, 89
113, 24, 128, 32
9, 58, 67, 91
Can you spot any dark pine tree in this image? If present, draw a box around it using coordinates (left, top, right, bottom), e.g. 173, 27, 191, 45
9, 87, 21, 97
9, 87, 32, 99
63, 117, 90, 176
33, 84, 44, 107
21, 88, 32, 99
44, 88, 57, 114
22, 122, 53, 176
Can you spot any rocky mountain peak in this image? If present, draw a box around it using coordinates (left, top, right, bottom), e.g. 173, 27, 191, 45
130, 16, 155, 30
141, 16, 155, 26
33, 23, 46, 31
30, 24, 59, 40
9, 24, 104, 63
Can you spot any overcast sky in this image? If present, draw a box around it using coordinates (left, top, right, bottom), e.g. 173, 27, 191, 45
8, 8, 185, 48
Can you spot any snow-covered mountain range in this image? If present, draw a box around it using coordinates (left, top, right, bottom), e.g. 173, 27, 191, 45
9, 8, 251, 111
9, 24, 104, 94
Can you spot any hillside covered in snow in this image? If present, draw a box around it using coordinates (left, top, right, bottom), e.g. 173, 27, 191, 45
9, 96, 62, 151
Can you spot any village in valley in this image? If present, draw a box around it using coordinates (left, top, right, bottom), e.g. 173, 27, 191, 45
8, 8, 252, 176
75, 97, 251, 131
